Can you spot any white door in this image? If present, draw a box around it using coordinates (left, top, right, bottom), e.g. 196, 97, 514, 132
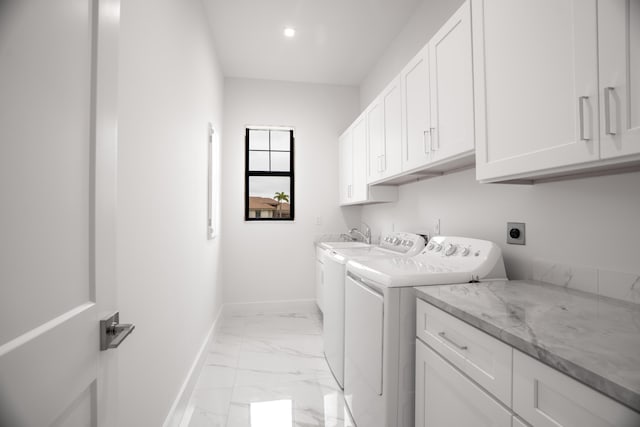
367, 97, 384, 183
338, 130, 352, 205
599, 0, 640, 159
415, 340, 511, 427
351, 114, 368, 203
401, 45, 432, 172
429, 1, 474, 163
322, 253, 346, 388
381, 77, 403, 179
0, 0, 121, 426
343, 276, 384, 427
473, 0, 599, 181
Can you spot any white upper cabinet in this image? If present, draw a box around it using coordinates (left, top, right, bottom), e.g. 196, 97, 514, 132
599, 0, 640, 160
429, 1, 475, 164
401, 45, 432, 172
338, 129, 353, 205
473, 0, 600, 182
351, 113, 368, 202
368, 77, 403, 184
339, 114, 398, 206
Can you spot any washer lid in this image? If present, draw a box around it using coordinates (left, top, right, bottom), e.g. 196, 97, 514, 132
346, 236, 506, 288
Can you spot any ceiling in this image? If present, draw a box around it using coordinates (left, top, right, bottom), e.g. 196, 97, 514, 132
203, 0, 423, 86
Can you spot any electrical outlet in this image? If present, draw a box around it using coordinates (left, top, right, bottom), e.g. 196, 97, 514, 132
507, 222, 525, 245
433, 219, 440, 236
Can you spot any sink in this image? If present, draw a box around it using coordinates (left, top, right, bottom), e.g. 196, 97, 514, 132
319, 241, 370, 250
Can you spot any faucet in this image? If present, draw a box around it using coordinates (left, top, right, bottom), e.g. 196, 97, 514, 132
349, 222, 371, 244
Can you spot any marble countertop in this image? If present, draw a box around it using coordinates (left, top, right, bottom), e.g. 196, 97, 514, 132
415, 280, 640, 412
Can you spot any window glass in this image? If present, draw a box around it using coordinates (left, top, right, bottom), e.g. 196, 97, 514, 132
245, 128, 294, 221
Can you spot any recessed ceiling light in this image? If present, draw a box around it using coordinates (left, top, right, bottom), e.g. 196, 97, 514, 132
284, 27, 296, 38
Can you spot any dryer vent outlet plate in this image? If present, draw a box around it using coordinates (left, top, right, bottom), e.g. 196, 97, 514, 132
507, 222, 525, 245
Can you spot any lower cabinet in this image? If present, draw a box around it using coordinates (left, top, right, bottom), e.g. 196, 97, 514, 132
513, 350, 640, 427
416, 299, 640, 427
415, 338, 511, 427
315, 247, 325, 312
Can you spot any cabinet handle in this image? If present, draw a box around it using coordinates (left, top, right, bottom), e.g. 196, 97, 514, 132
604, 87, 616, 136
579, 96, 590, 141
438, 331, 468, 351
429, 127, 436, 151
423, 129, 431, 154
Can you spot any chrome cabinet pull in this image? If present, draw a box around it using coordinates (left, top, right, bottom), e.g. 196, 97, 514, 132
429, 127, 436, 151
423, 129, 431, 154
604, 87, 616, 136
438, 331, 468, 351
579, 96, 590, 141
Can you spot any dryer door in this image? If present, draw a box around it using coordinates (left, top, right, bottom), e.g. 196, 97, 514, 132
344, 275, 385, 427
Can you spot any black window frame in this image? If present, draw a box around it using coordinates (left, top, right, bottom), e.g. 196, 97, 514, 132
244, 127, 295, 221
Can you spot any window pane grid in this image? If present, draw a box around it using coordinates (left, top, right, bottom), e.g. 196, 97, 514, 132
245, 128, 294, 221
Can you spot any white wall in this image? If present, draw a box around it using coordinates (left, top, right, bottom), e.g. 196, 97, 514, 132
359, 0, 464, 108
221, 78, 360, 304
361, 169, 640, 281
117, 0, 224, 425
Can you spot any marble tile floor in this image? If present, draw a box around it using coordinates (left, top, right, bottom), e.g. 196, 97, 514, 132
182, 310, 355, 427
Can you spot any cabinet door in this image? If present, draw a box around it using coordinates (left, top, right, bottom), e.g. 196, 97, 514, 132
351, 114, 368, 202
401, 45, 432, 172
513, 350, 640, 427
315, 255, 324, 312
381, 77, 403, 179
429, 1, 474, 163
338, 130, 352, 205
599, 0, 640, 159
473, 0, 599, 181
415, 340, 512, 427
367, 97, 384, 183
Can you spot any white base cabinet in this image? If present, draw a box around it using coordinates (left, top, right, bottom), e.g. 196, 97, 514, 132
416, 299, 640, 427
415, 339, 511, 427
315, 247, 325, 312
513, 350, 640, 427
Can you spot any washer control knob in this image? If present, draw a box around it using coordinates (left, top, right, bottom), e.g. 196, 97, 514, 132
427, 242, 434, 250
444, 244, 457, 256
407, 241, 414, 247
460, 246, 470, 256
434, 244, 442, 252
393, 238, 401, 246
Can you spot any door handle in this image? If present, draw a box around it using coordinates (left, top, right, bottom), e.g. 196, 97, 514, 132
579, 96, 590, 141
423, 129, 431, 154
100, 312, 135, 350
604, 87, 616, 136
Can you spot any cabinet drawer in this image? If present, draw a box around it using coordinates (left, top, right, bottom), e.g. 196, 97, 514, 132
416, 298, 512, 406
513, 350, 640, 427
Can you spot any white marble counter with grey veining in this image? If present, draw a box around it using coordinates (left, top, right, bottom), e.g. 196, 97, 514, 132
415, 280, 640, 412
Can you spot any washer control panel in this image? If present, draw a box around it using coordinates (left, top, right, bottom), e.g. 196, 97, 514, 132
380, 232, 426, 255
423, 236, 489, 259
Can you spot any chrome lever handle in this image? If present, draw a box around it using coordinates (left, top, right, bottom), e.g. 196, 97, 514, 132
438, 331, 468, 351
100, 312, 135, 350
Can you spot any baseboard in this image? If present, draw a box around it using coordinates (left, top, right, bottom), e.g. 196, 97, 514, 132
222, 298, 319, 316
162, 308, 223, 427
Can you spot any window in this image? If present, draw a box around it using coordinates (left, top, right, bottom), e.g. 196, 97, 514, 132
245, 127, 294, 221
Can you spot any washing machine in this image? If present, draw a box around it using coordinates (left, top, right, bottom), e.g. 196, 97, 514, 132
343, 236, 507, 427
321, 232, 426, 389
